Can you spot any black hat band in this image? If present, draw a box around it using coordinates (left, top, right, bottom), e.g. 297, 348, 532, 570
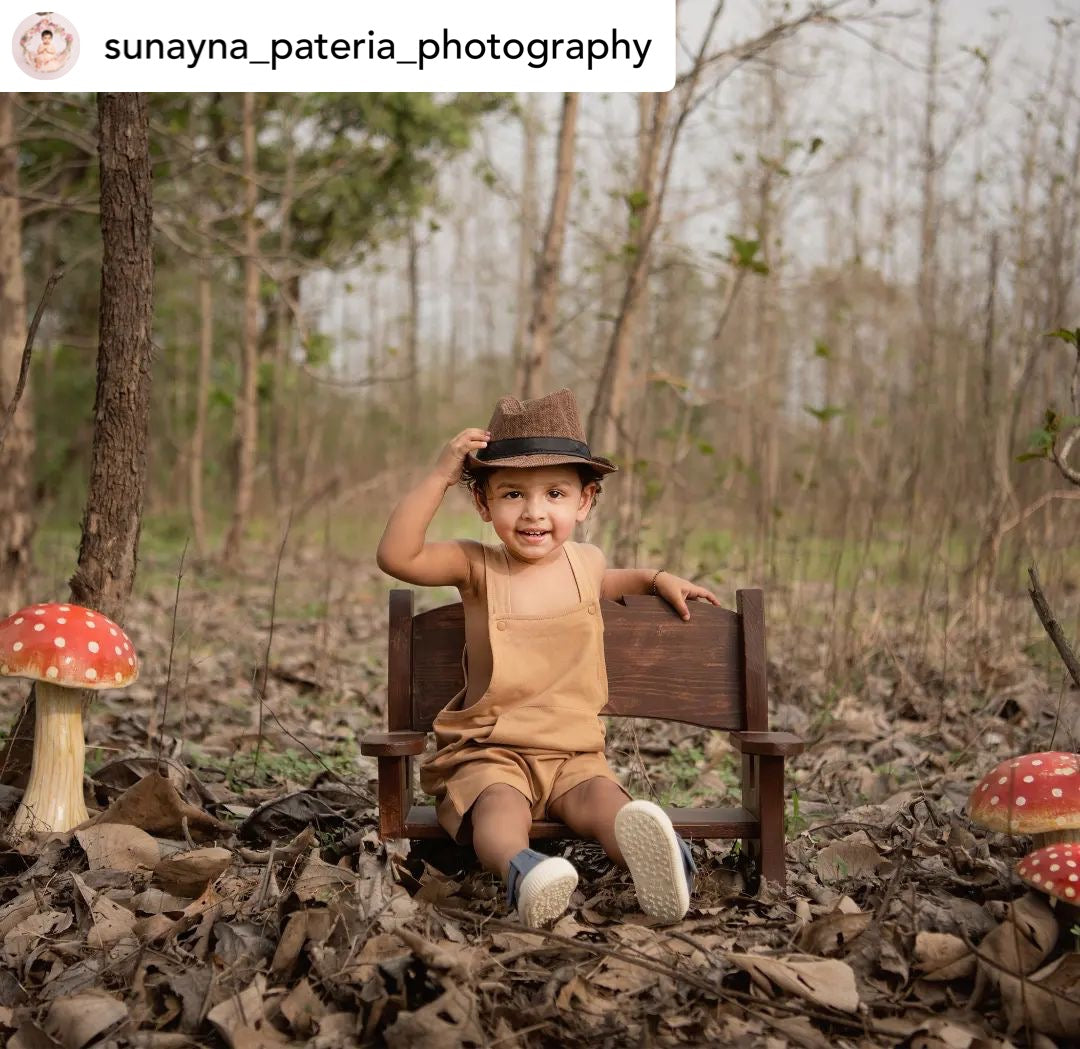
474, 437, 592, 462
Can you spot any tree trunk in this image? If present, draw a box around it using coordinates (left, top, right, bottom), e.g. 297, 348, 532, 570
512, 97, 540, 392
520, 93, 579, 399
0, 93, 35, 614
190, 269, 212, 556
68, 92, 154, 621
406, 223, 420, 433
223, 92, 259, 563
270, 110, 297, 513
589, 92, 671, 458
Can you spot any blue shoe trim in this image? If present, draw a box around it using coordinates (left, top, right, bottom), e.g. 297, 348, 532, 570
506, 848, 550, 908
677, 836, 697, 893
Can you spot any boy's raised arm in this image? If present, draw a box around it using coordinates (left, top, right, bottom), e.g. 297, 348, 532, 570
375, 428, 490, 588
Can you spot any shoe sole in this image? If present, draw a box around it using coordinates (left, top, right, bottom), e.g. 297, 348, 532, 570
517, 857, 578, 927
615, 800, 690, 924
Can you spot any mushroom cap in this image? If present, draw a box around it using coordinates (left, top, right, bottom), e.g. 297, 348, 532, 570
969, 752, 1080, 835
0, 602, 138, 690
1016, 842, 1080, 903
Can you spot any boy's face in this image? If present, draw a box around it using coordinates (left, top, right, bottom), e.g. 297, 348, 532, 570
473, 464, 596, 564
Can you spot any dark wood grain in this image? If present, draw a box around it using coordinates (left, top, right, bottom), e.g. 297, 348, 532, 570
377, 756, 408, 837
737, 589, 768, 731
403, 804, 759, 841
410, 596, 747, 731
360, 731, 427, 757
729, 731, 805, 756
388, 590, 414, 732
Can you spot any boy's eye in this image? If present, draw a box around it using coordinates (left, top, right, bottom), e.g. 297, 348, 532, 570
549, 490, 564, 499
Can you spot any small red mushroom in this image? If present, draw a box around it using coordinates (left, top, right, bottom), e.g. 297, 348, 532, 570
0, 602, 138, 838
969, 752, 1080, 847
1016, 842, 1080, 907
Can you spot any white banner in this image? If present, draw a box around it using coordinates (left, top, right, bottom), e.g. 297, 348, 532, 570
6, 2, 675, 91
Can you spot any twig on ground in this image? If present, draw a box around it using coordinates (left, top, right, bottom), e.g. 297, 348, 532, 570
155, 539, 188, 763
1027, 564, 1080, 691
255, 512, 291, 768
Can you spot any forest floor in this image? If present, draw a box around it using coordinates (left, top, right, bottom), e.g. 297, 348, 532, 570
0, 541, 1078, 1048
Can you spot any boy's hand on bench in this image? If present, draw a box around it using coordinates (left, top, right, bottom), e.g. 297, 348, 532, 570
654, 572, 721, 620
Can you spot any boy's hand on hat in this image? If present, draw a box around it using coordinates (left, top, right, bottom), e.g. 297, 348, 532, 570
434, 428, 491, 487
654, 572, 722, 621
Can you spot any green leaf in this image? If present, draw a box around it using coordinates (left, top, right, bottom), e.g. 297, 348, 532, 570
803, 404, 845, 423
698, 441, 715, 455
1046, 327, 1080, 346
808, 136, 824, 155
727, 234, 769, 274
625, 189, 649, 213
813, 339, 831, 359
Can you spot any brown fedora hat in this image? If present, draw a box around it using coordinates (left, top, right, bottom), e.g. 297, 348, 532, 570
466, 389, 617, 475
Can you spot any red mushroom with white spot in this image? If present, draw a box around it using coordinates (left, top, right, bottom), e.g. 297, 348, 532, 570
968, 752, 1080, 847
1016, 842, 1080, 914
0, 602, 138, 838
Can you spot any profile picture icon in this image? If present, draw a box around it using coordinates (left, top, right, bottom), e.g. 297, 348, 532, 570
13, 12, 79, 79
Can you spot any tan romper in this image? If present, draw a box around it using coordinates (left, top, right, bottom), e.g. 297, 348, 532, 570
419, 541, 626, 842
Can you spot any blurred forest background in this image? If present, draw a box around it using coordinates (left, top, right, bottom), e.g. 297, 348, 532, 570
1, 0, 1078, 738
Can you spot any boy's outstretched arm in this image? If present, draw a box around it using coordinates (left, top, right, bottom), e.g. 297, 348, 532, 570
602, 562, 721, 620
376, 428, 490, 588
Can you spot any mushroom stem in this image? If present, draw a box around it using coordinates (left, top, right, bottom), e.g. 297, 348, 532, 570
8, 684, 88, 837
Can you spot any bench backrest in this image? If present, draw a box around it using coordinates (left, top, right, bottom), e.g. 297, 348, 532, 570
387, 588, 769, 734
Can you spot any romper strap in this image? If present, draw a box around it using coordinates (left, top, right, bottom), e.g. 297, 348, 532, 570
483, 543, 512, 616
564, 542, 598, 605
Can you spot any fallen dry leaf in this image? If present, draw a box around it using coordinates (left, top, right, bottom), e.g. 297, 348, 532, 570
724, 952, 860, 1013
152, 846, 231, 896
797, 910, 872, 956
999, 949, 1080, 1037
915, 931, 975, 981
43, 992, 127, 1049
290, 852, 357, 904
383, 985, 483, 1049
206, 974, 288, 1047
75, 823, 160, 872
815, 834, 887, 882
88, 772, 228, 841
977, 891, 1058, 1011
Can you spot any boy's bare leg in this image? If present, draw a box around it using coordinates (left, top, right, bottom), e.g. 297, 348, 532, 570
548, 777, 631, 866
469, 783, 533, 878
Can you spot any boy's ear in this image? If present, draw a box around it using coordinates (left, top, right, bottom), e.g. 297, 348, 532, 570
576, 482, 597, 520
472, 485, 492, 522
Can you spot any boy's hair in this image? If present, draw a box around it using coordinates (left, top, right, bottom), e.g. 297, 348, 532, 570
461, 462, 604, 509
41, 30, 53, 37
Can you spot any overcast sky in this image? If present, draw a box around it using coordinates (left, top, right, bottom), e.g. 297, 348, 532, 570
318, 0, 1080, 378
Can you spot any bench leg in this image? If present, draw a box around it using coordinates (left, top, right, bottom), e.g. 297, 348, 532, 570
377, 755, 413, 839
741, 753, 787, 887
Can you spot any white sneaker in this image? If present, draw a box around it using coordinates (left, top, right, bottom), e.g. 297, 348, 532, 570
508, 850, 579, 928
615, 800, 694, 924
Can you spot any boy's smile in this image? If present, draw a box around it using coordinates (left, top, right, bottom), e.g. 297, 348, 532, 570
474, 465, 596, 564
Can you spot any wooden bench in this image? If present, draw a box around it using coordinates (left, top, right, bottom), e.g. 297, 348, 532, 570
361, 588, 804, 886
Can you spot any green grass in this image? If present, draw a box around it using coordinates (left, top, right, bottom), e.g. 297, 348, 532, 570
186, 744, 359, 792
657, 745, 739, 808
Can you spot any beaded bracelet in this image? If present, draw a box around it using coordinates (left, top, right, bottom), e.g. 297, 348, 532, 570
649, 568, 665, 595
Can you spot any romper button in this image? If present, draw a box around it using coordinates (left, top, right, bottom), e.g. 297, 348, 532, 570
588, 604, 596, 614
497, 621, 507, 631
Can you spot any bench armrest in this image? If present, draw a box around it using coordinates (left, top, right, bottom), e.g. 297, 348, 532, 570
360, 731, 427, 757
728, 730, 805, 757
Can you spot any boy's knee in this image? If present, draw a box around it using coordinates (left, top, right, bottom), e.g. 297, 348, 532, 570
473, 782, 530, 816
